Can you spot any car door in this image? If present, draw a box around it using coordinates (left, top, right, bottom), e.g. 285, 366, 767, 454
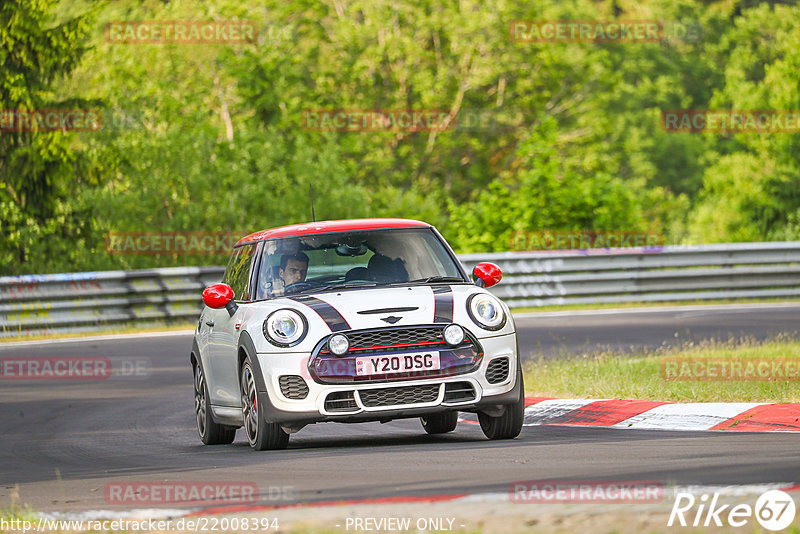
204, 243, 257, 408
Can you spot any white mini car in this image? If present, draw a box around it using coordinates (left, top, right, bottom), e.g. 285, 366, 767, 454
191, 218, 524, 450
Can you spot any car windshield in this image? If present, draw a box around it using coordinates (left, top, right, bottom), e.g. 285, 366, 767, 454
253, 227, 465, 300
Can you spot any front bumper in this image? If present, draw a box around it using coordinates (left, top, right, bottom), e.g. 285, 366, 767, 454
252, 332, 519, 425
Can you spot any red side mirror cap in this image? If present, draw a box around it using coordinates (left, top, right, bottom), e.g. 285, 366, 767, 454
472, 262, 502, 288
202, 283, 234, 309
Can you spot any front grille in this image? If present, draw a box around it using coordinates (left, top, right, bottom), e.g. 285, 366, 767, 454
486, 357, 510, 384
358, 384, 440, 407
278, 375, 309, 399
324, 326, 446, 353
324, 391, 358, 412
311, 325, 483, 385
444, 382, 476, 402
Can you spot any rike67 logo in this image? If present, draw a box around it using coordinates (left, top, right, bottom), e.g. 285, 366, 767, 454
669, 490, 796, 531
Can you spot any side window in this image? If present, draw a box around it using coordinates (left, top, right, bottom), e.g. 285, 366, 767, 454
222, 244, 256, 301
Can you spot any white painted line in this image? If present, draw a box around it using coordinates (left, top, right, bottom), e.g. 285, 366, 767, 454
612, 402, 767, 431
38, 483, 800, 521
454, 492, 509, 503
0, 330, 195, 349
455, 484, 800, 503
523, 398, 602, 426
670, 483, 797, 498
41, 508, 196, 521
512, 301, 800, 319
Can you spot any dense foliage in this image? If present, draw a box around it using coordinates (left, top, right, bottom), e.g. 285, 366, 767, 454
1, 0, 799, 274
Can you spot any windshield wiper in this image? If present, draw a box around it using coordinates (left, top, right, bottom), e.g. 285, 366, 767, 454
405, 276, 466, 284
313, 277, 464, 293
314, 281, 379, 292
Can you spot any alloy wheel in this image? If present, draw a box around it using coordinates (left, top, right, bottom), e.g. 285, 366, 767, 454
241, 363, 259, 445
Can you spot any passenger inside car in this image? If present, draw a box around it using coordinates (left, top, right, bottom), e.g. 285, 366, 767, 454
367, 254, 408, 283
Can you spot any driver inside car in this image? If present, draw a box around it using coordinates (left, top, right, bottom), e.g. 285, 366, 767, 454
278, 252, 309, 292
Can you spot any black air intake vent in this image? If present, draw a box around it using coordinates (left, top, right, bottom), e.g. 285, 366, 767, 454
358, 384, 440, 407
324, 391, 358, 412
279, 375, 309, 399
486, 358, 510, 384
444, 382, 476, 402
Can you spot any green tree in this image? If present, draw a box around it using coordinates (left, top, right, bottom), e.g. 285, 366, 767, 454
7, 0, 800, 273
0, 0, 102, 273
687, 2, 800, 242
448, 117, 652, 251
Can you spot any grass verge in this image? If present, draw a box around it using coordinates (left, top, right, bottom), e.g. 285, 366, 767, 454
523, 336, 800, 403
1, 486, 36, 527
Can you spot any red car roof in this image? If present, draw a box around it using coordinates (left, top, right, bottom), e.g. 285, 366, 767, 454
235, 218, 431, 246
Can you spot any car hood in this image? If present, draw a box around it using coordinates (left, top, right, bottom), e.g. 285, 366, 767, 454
292, 284, 458, 329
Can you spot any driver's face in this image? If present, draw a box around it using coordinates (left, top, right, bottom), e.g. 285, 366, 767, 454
280, 258, 308, 286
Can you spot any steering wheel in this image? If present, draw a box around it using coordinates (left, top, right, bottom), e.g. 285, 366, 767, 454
284, 281, 313, 294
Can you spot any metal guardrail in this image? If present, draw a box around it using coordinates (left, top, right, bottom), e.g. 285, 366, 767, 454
2, 242, 800, 337
460, 241, 800, 307
0, 267, 225, 338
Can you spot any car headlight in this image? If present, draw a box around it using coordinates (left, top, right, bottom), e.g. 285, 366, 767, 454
263, 309, 308, 347
467, 293, 506, 331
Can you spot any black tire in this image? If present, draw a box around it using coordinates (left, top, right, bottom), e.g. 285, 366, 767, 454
241, 358, 289, 451
420, 411, 459, 434
478, 373, 525, 440
194, 363, 236, 445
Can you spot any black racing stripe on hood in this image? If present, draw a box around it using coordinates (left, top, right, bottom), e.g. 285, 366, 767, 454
432, 285, 453, 323
289, 296, 351, 332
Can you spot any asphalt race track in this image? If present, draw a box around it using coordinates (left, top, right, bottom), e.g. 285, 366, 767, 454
1, 303, 799, 513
